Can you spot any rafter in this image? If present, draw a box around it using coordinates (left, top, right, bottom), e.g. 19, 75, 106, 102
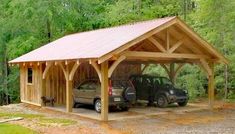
148, 37, 166, 52
98, 18, 177, 64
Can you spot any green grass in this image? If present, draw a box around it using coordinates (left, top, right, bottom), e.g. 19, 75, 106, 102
38, 118, 76, 126
0, 123, 37, 134
0, 113, 44, 119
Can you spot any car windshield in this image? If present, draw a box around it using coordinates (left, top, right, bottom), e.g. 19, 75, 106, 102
161, 77, 173, 85
111, 80, 132, 88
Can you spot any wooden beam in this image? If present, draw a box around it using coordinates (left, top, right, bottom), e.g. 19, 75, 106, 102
69, 61, 80, 81
58, 62, 68, 81
148, 37, 166, 52
108, 56, 126, 78
160, 64, 170, 76
42, 62, 52, 79
200, 59, 212, 76
176, 18, 228, 64
169, 63, 175, 84
166, 29, 170, 50
122, 51, 209, 60
169, 26, 204, 55
101, 61, 109, 121
98, 18, 178, 63
174, 63, 185, 76
90, 60, 101, 81
168, 40, 183, 53
141, 64, 149, 74
208, 62, 214, 109
66, 79, 73, 112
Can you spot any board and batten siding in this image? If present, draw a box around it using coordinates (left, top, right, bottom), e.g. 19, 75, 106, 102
20, 64, 42, 106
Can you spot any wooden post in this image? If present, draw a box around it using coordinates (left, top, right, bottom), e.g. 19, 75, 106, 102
166, 28, 170, 51
208, 62, 214, 109
169, 63, 175, 85
40, 64, 46, 106
65, 65, 73, 112
66, 80, 73, 112
101, 61, 109, 121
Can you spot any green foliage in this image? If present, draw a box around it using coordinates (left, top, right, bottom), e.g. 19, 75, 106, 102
0, 123, 37, 134
176, 65, 206, 100
0, 0, 234, 102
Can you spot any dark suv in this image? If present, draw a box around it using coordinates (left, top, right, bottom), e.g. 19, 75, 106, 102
73, 79, 136, 113
129, 75, 188, 108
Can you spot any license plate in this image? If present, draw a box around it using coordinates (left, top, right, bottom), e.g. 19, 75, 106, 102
114, 97, 121, 102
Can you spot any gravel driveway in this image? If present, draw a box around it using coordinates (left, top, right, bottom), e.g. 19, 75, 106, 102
0, 101, 235, 134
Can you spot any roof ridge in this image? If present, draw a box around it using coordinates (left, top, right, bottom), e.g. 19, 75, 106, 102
65, 16, 176, 37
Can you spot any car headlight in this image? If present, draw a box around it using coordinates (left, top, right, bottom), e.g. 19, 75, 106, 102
169, 90, 174, 94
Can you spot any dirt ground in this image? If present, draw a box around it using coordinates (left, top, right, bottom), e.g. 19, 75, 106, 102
0, 101, 235, 134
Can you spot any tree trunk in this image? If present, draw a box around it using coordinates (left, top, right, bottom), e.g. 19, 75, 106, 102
224, 65, 228, 99
47, 19, 51, 43
4, 49, 8, 105
183, 0, 187, 21
137, 0, 142, 14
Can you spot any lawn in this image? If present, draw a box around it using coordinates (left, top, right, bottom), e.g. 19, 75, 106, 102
0, 112, 44, 119
38, 118, 77, 126
0, 123, 37, 134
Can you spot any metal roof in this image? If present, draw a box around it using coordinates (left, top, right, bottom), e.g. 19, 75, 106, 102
9, 16, 228, 64
9, 17, 176, 63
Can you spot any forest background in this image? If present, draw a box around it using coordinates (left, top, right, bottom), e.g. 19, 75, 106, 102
0, 0, 235, 104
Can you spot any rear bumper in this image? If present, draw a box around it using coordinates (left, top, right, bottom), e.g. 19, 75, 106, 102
167, 95, 188, 103
109, 96, 130, 107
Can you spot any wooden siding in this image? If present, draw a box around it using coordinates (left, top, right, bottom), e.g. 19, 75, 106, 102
20, 61, 141, 105
20, 64, 42, 105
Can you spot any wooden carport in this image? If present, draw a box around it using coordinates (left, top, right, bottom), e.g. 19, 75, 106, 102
9, 16, 228, 121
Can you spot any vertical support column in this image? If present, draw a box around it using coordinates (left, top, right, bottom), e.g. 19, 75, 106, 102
41, 79, 46, 106
66, 80, 73, 112
40, 64, 46, 106
101, 61, 109, 121
208, 62, 214, 109
65, 65, 73, 113
169, 63, 175, 85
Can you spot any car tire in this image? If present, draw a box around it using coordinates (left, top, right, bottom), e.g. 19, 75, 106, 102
156, 95, 168, 108
94, 99, 101, 113
73, 103, 81, 108
178, 100, 188, 107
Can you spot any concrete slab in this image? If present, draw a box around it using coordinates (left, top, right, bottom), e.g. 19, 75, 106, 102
44, 103, 209, 121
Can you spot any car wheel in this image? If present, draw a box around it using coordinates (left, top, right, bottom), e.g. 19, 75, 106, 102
94, 99, 101, 113
178, 100, 188, 107
156, 95, 168, 108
